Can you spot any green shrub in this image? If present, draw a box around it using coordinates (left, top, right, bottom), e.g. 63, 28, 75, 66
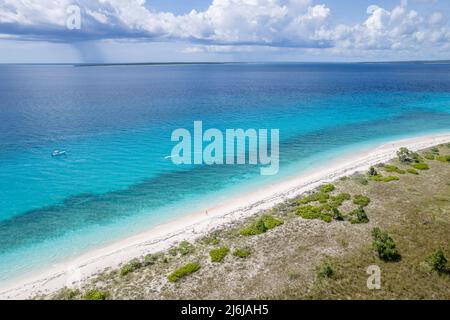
353, 194, 371, 207
168, 263, 201, 282
83, 289, 109, 300
368, 166, 378, 177
424, 153, 435, 160
233, 248, 251, 259
358, 177, 369, 185
210, 246, 230, 263
55, 287, 80, 300
383, 165, 406, 174
370, 173, 384, 182
372, 228, 401, 262
120, 258, 142, 276
412, 163, 429, 170
318, 265, 334, 278
330, 193, 351, 207
262, 214, 284, 229
435, 155, 450, 163
296, 205, 333, 223
168, 241, 195, 256
426, 250, 448, 273
298, 191, 329, 204
430, 147, 440, 154
119, 264, 134, 276
202, 234, 220, 246
397, 147, 420, 163
178, 241, 195, 256
320, 184, 335, 193
240, 214, 283, 236
321, 204, 344, 221
143, 253, 161, 266
407, 168, 419, 175
296, 205, 321, 218
383, 176, 400, 182
349, 207, 369, 224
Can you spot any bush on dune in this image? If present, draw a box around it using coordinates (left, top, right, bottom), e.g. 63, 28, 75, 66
353, 195, 371, 207
320, 184, 335, 193
372, 228, 401, 262
435, 155, 450, 163
296, 205, 333, 223
178, 241, 195, 256
233, 248, 251, 259
411, 163, 429, 170
120, 258, 142, 276
83, 289, 109, 300
240, 214, 283, 236
168, 241, 195, 256
143, 253, 162, 266
407, 168, 419, 175
426, 250, 448, 273
397, 147, 421, 163
368, 166, 378, 177
383, 176, 400, 182
55, 287, 80, 300
430, 146, 440, 154
330, 193, 351, 207
318, 264, 335, 278
349, 207, 369, 224
209, 246, 230, 263
383, 164, 406, 174
297, 191, 329, 205
168, 263, 201, 282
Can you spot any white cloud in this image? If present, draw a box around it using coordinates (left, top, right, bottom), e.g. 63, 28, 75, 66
0, 0, 448, 56
323, 0, 449, 51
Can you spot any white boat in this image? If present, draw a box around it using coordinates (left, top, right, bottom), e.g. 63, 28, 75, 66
52, 150, 67, 157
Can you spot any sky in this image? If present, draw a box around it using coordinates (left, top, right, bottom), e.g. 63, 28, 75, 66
0, 0, 449, 63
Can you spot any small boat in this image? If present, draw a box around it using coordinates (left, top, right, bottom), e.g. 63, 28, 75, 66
52, 150, 67, 157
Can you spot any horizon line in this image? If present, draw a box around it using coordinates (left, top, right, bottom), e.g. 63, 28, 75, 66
1, 60, 450, 66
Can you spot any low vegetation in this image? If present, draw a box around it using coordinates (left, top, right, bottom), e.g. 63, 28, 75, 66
426, 250, 448, 274
349, 207, 369, 224
411, 163, 429, 170
436, 155, 450, 163
372, 228, 401, 262
120, 258, 142, 276
318, 264, 334, 278
209, 246, 230, 263
353, 194, 371, 207
54, 287, 80, 300
320, 184, 335, 193
383, 165, 406, 174
240, 214, 284, 236
143, 253, 162, 266
397, 147, 421, 163
330, 193, 351, 207
169, 241, 195, 256
83, 289, 109, 300
296, 205, 333, 222
167, 263, 201, 282
233, 248, 251, 259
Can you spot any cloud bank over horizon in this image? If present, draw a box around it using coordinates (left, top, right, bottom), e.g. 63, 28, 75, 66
0, 0, 449, 62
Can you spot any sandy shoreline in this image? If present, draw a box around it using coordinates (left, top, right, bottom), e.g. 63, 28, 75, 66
2, 132, 450, 299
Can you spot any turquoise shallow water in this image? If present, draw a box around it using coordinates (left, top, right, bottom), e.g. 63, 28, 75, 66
1, 63, 450, 284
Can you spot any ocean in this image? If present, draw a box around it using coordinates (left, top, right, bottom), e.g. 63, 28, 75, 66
1, 62, 450, 284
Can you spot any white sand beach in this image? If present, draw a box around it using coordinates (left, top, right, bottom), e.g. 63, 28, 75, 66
1, 132, 450, 299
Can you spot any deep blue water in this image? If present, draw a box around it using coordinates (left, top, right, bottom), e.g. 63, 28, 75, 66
1, 63, 450, 284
